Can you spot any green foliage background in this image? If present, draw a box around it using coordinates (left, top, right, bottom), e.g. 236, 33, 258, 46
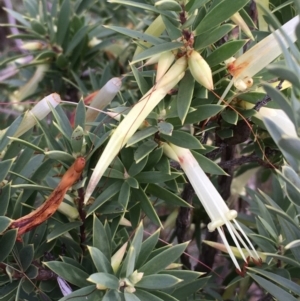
1, 0, 300, 300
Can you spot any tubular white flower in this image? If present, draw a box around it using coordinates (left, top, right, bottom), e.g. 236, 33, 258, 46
230, 12, 254, 40
11, 63, 49, 102
85, 77, 122, 123
84, 56, 187, 203
133, 15, 166, 58
12, 93, 61, 138
228, 16, 299, 86
163, 143, 260, 270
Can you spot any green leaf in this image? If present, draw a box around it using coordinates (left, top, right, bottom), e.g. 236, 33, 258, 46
139, 242, 188, 275
87, 181, 123, 216
47, 221, 82, 242
75, 99, 86, 129
155, 0, 182, 11
0, 216, 12, 233
248, 272, 298, 301
131, 42, 183, 64
136, 229, 160, 268
44, 150, 75, 163
75, 0, 96, 14
124, 292, 141, 301
108, 0, 170, 15
0, 116, 23, 152
194, 24, 236, 50
49, 103, 73, 141
160, 130, 203, 149
127, 127, 158, 147
221, 108, 239, 125
158, 122, 174, 136
248, 267, 300, 296
177, 72, 195, 124
66, 25, 91, 55
134, 140, 157, 163
136, 274, 182, 289
3, 8, 31, 26
277, 170, 300, 207
0, 184, 11, 216
71, 126, 85, 155
7, 137, 41, 156
133, 188, 162, 227
183, 104, 225, 124
206, 40, 248, 67
126, 247, 136, 277
103, 289, 122, 301
44, 261, 90, 287
195, 0, 250, 35
92, 215, 111, 260
135, 171, 181, 183
59, 285, 101, 301
0, 281, 19, 300
146, 184, 191, 207
19, 245, 34, 272
118, 181, 131, 209
191, 151, 227, 175
128, 157, 148, 178
171, 277, 210, 300
0, 159, 14, 182
131, 64, 151, 95
263, 117, 299, 171
268, 65, 300, 90
135, 289, 164, 301
105, 25, 164, 46
87, 272, 119, 289
88, 246, 113, 274
131, 222, 144, 265
262, 83, 296, 125
0, 229, 17, 262
278, 137, 300, 161
56, 0, 71, 46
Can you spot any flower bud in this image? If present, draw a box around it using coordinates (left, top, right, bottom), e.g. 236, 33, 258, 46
156, 51, 176, 83
128, 270, 144, 285
21, 41, 45, 50
155, 0, 182, 12
188, 50, 213, 90
156, 55, 187, 91
11, 64, 49, 102
230, 12, 254, 40
234, 76, 253, 91
111, 242, 128, 273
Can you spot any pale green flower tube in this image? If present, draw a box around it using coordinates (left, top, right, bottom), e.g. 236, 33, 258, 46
84, 56, 187, 203
230, 12, 254, 40
11, 93, 61, 138
11, 64, 49, 102
86, 77, 122, 124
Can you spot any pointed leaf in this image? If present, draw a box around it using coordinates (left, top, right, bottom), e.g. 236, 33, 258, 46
44, 261, 89, 287
139, 242, 188, 275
